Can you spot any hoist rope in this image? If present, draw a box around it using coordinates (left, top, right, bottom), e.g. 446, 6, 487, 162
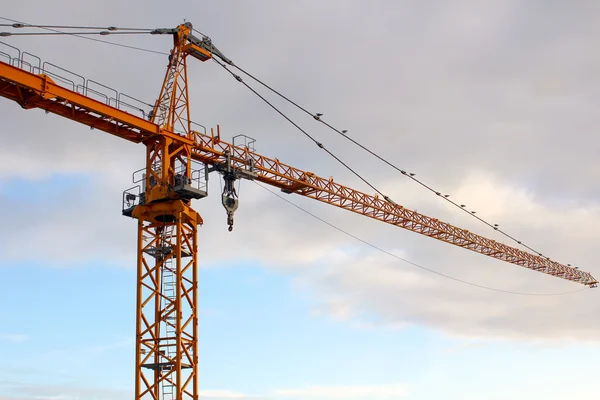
256, 182, 587, 296
223, 62, 573, 267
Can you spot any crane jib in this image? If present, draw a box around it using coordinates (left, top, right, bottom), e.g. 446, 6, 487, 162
0, 55, 596, 288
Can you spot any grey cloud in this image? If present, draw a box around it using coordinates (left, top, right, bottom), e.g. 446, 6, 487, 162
0, 0, 599, 342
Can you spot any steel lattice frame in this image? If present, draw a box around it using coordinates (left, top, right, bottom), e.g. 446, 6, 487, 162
134, 24, 202, 400
134, 202, 200, 400
190, 134, 598, 286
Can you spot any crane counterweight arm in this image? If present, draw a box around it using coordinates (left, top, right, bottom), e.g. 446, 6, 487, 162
0, 46, 595, 288
0, 61, 159, 143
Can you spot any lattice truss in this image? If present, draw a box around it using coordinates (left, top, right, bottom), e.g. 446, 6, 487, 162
136, 215, 198, 400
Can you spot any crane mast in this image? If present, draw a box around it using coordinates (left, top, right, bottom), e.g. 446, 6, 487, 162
131, 24, 206, 400
0, 22, 596, 400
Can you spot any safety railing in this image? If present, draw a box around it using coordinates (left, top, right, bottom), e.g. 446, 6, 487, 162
176, 159, 208, 194
0, 40, 154, 120
232, 134, 257, 174
125, 160, 208, 204
0, 40, 220, 141
122, 185, 143, 215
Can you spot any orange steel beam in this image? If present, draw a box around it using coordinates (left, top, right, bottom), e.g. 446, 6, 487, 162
0, 61, 188, 145
0, 58, 596, 287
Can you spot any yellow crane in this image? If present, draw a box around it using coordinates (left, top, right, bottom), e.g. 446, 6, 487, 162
0, 22, 595, 400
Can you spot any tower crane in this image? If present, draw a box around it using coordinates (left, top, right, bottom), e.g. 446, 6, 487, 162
0, 22, 596, 400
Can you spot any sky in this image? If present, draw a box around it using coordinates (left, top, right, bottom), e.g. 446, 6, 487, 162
1, 0, 600, 399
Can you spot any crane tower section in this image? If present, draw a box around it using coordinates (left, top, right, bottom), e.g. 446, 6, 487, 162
127, 23, 210, 400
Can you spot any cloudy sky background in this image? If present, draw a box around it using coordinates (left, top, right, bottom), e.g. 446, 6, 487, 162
1, 0, 600, 399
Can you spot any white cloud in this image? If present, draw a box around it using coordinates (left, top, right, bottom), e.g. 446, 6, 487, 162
1, 164, 599, 341
1, 382, 257, 400
198, 390, 251, 399
273, 383, 409, 399
91, 337, 133, 354
295, 171, 600, 340
0, 382, 128, 400
0, 334, 29, 343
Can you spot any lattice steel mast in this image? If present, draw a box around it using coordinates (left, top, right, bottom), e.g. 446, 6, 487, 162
130, 23, 209, 400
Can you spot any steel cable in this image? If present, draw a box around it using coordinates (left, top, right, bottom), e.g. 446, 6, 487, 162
227, 63, 570, 265
256, 182, 587, 296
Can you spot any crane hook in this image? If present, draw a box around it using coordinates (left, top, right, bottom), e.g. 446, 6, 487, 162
221, 172, 239, 232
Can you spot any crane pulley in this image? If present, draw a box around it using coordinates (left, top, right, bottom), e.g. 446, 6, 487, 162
0, 21, 596, 400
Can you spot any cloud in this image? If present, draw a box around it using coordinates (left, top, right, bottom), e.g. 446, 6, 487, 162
91, 337, 133, 354
295, 171, 600, 340
273, 383, 409, 399
0, 382, 128, 400
0, 382, 258, 400
1, 163, 599, 341
0, 334, 29, 343
198, 390, 253, 399
1, 0, 600, 344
